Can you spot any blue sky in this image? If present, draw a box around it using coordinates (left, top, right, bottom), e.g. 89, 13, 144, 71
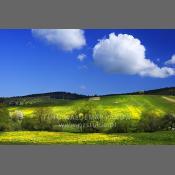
0, 29, 175, 97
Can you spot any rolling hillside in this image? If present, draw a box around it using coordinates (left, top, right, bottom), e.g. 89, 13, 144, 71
0, 87, 174, 120
5, 95, 175, 120
1, 87, 175, 106
129, 87, 175, 95
1, 89, 175, 144
102, 87, 175, 96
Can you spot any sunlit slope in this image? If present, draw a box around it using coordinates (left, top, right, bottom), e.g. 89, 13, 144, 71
7, 95, 175, 119
96, 95, 175, 119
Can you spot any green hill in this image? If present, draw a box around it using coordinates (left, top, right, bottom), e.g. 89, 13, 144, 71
129, 87, 175, 95
2, 92, 88, 106
5, 95, 175, 120
0, 87, 174, 120
102, 87, 175, 96
1, 87, 175, 107
1, 88, 175, 144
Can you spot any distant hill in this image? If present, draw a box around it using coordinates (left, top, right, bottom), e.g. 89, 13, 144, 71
102, 87, 175, 97
19, 91, 87, 99
0, 87, 175, 106
127, 87, 175, 95
1, 92, 88, 106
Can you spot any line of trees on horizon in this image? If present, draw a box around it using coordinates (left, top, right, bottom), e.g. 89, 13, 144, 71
0, 87, 175, 106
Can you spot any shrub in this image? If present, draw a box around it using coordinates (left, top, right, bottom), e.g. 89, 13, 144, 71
109, 116, 132, 133
69, 102, 110, 133
138, 112, 161, 132
11, 121, 22, 131
33, 108, 58, 130
0, 108, 12, 131
52, 125, 63, 132
9, 110, 23, 131
10, 110, 24, 122
22, 108, 58, 131
21, 117, 37, 130
161, 113, 175, 130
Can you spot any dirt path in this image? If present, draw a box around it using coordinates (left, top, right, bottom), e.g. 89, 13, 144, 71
162, 96, 175, 103
89, 97, 101, 101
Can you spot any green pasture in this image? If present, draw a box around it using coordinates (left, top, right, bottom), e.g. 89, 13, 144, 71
0, 131, 175, 144
6, 95, 175, 120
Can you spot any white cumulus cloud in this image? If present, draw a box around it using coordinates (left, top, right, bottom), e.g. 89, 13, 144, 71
32, 29, 86, 51
93, 33, 175, 78
77, 53, 86, 61
165, 55, 175, 65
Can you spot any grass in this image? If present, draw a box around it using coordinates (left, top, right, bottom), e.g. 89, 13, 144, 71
7, 95, 175, 120
0, 131, 175, 144
1, 95, 175, 145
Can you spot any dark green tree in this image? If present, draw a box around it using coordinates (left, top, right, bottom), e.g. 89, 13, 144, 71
138, 111, 161, 132
0, 108, 11, 131
69, 102, 110, 132
161, 113, 175, 130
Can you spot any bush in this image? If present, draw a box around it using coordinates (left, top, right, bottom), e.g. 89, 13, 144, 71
109, 116, 133, 133
10, 110, 23, 122
138, 112, 161, 132
0, 108, 12, 131
69, 102, 110, 133
11, 121, 22, 131
22, 108, 58, 131
33, 108, 58, 130
21, 117, 37, 130
9, 110, 23, 131
51, 125, 63, 132
161, 113, 175, 130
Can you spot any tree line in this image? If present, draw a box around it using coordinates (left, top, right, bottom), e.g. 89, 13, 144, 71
0, 102, 175, 133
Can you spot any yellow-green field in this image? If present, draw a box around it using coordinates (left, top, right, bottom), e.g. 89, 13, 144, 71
0, 131, 175, 144
1, 95, 175, 144
7, 95, 175, 120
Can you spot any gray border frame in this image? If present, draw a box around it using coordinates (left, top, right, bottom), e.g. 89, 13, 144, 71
0, 0, 175, 28
0, 0, 175, 174
1, 145, 175, 175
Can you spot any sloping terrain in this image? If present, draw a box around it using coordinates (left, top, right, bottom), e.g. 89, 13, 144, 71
5, 95, 175, 120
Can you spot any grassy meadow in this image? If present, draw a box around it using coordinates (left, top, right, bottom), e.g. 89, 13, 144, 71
0, 131, 175, 145
0, 94, 175, 144
7, 95, 175, 119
